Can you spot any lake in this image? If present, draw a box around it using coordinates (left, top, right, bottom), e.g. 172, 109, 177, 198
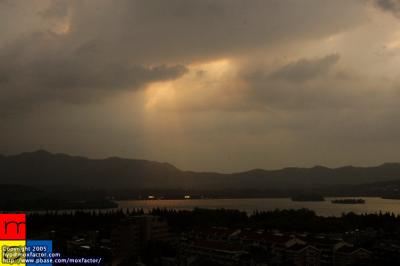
117, 197, 400, 217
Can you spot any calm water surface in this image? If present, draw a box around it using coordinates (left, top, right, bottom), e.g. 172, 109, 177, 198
117, 197, 400, 217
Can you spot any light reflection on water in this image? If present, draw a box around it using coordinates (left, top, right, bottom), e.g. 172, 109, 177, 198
117, 197, 400, 217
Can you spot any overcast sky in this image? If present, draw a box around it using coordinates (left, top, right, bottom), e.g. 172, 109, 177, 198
1, 0, 400, 172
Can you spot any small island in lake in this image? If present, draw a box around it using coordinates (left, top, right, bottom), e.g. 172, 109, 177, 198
291, 194, 325, 202
331, 198, 365, 204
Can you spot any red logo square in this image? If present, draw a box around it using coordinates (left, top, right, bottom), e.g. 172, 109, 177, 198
0, 214, 26, 240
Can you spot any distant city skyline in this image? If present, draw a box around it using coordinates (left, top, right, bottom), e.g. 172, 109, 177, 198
2, 0, 400, 172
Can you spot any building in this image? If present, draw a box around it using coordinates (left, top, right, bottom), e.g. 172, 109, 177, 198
285, 244, 321, 266
181, 239, 249, 266
111, 215, 169, 265
302, 236, 349, 266
111, 219, 141, 264
373, 238, 400, 264
132, 215, 170, 244
191, 227, 241, 241
334, 246, 371, 266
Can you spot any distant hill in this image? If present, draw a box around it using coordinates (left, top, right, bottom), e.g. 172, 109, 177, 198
0, 150, 191, 189
0, 184, 47, 200
1, 150, 400, 190
322, 178, 400, 198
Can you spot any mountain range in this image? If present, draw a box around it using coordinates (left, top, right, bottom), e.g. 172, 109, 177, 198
1, 150, 400, 191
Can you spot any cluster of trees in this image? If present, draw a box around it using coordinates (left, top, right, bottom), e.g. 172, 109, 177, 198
25, 208, 400, 238
149, 208, 400, 233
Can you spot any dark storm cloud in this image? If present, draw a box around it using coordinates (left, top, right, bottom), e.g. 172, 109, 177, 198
66, 0, 363, 63
40, 0, 69, 18
270, 54, 340, 82
243, 54, 366, 110
0, 0, 365, 115
0, 31, 186, 115
373, 0, 400, 17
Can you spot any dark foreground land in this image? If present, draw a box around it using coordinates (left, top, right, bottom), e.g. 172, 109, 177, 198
26, 208, 400, 266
